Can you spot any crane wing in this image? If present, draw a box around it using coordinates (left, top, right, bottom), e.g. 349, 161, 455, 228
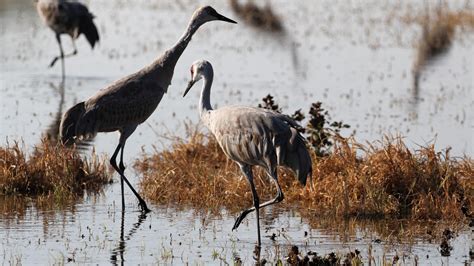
76, 73, 165, 137
207, 106, 312, 185
208, 106, 293, 165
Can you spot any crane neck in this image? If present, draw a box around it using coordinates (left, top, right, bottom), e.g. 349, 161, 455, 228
199, 71, 214, 119
169, 20, 200, 61
145, 16, 206, 90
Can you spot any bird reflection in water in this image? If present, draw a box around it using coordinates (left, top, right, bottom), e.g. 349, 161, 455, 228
110, 211, 148, 265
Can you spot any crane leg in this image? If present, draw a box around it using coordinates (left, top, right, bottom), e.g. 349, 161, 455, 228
49, 34, 66, 79
49, 36, 78, 68
50, 34, 64, 68
237, 165, 261, 249
110, 144, 125, 210
232, 168, 284, 231
63, 39, 78, 59
110, 141, 151, 213
119, 143, 126, 210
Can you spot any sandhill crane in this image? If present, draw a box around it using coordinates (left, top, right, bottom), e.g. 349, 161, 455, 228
59, 7, 237, 213
36, 0, 100, 75
183, 60, 312, 251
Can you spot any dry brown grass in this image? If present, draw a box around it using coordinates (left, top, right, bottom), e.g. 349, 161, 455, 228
136, 130, 473, 222
0, 138, 112, 201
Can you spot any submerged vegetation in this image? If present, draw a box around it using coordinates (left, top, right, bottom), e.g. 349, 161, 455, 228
136, 96, 473, 222
0, 139, 112, 201
284, 245, 363, 266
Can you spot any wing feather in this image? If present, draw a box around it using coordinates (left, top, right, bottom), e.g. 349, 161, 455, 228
78, 72, 165, 134
206, 106, 312, 185
208, 106, 292, 164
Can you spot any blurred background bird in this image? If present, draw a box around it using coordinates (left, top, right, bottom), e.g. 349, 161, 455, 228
36, 0, 99, 76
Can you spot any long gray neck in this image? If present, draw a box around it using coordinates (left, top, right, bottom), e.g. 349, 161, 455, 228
199, 71, 214, 119
169, 20, 200, 62
146, 17, 203, 88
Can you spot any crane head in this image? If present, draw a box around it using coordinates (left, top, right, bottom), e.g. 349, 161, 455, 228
192, 6, 237, 25
183, 60, 213, 97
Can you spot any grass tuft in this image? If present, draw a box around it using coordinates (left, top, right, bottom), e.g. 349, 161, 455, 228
0, 138, 112, 201
136, 130, 473, 221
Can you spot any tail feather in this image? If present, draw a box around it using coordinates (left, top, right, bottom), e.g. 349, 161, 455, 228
76, 111, 98, 140
80, 15, 99, 48
282, 128, 312, 186
60, 102, 85, 145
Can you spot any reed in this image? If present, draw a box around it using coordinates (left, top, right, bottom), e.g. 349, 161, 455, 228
0, 138, 112, 201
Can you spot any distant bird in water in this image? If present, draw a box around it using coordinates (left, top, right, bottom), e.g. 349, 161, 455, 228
412, 13, 455, 102
229, 0, 283, 33
183, 60, 312, 253
36, 0, 100, 75
59, 6, 236, 213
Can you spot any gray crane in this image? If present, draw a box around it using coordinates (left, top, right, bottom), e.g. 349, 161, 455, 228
36, 0, 100, 74
59, 7, 237, 213
183, 60, 312, 250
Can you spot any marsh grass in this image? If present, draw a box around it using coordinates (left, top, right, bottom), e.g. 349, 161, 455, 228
136, 129, 473, 222
0, 138, 112, 202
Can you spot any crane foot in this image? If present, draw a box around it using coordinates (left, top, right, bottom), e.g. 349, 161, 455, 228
49, 57, 59, 68
139, 201, 151, 213
253, 245, 261, 261
232, 209, 252, 231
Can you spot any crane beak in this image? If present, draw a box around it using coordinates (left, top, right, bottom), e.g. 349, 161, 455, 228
214, 12, 237, 24
183, 80, 196, 97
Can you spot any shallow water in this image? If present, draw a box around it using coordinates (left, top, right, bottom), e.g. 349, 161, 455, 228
1, 0, 473, 264
1, 192, 472, 264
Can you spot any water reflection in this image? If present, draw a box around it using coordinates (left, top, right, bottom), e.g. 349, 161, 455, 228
44, 79, 65, 143
110, 211, 148, 265
0, 201, 471, 264
0, 195, 77, 227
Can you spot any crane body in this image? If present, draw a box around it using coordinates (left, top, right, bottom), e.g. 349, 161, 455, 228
60, 7, 237, 213
183, 60, 312, 250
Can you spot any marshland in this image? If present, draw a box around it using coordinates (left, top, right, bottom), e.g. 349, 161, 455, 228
1, 0, 473, 264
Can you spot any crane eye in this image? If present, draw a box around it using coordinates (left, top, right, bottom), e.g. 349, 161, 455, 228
190, 66, 194, 76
